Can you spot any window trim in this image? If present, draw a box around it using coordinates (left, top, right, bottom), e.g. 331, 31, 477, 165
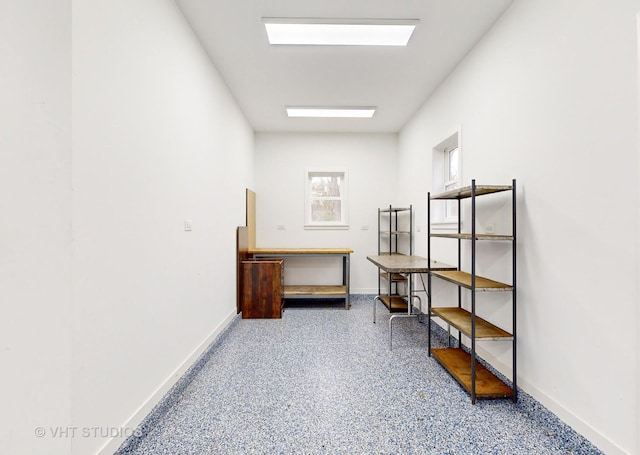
304, 169, 350, 230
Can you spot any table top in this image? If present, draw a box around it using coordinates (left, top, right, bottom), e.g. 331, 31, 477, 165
250, 247, 353, 255
367, 254, 455, 273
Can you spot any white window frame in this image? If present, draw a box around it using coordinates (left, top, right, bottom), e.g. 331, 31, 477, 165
431, 129, 461, 228
304, 170, 349, 229
443, 146, 460, 221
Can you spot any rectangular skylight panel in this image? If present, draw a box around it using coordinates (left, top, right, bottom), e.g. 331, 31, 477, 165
286, 107, 376, 118
264, 20, 417, 46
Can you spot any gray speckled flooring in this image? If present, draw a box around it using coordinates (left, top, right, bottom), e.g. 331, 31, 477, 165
116, 295, 602, 455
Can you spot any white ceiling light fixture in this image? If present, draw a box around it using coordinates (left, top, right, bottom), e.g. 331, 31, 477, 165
286, 107, 377, 118
263, 18, 418, 46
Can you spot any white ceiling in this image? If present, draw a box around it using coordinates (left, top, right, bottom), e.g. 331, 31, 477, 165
175, 0, 514, 133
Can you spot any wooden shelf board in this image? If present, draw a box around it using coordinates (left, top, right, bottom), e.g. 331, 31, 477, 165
430, 270, 512, 291
430, 233, 513, 241
283, 285, 347, 296
380, 272, 406, 282
379, 295, 408, 312
380, 207, 411, 213
380, 231, 411, 236
368, 255, 455, 273
431, 307, 512, 339
431, 185, 512, 200
431, 348, 513, 399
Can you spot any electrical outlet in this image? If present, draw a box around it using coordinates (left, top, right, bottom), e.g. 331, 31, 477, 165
486, 223, 495, 234
184, 219, 193, 231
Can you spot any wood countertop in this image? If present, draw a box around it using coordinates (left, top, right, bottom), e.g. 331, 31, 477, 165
250, 248, 353, 255
367, 254, 455, 273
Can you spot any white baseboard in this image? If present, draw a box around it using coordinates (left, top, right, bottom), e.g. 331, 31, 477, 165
96, 304, 631, 455
430, 322, 631, 455
473, 344, 630, 455
96, 310, 238, 455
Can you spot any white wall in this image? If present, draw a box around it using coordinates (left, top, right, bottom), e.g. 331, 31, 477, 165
0, 1, 253, 454
399, 1, 639, 454
255, 133, 398, 294
71, 1, 254, 453
637, 14, 640, 455
0, 2, 72, 454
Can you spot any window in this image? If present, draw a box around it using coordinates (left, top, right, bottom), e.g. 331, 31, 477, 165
444, 146, 460, 220
432, 130, 461, 226
304, 170, 349, 229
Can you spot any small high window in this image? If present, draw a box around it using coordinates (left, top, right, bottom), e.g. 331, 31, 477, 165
444, 146, 460, 220
432, 130, 461, 225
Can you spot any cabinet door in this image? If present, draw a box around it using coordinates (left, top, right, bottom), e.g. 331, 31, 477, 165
241, 260, 282, 319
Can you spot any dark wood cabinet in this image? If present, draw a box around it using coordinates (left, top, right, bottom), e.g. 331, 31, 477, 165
241, 259, 283, 319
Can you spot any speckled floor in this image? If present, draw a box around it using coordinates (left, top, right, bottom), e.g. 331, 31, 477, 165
116, 295, 602, 455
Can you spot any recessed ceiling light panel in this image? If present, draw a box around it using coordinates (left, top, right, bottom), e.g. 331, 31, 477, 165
263, 18, 418, 46
286, 107, 377, 118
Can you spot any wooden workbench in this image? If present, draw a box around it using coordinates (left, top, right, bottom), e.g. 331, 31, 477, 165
236, 189, 353, 315
250, 248, 353, 309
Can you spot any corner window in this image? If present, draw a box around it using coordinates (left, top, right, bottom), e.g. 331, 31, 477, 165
432, 130, 461, 226
444, 146, 460, 221
304, 170, 349, 229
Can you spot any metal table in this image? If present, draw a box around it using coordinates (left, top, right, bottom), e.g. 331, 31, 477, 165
367, 254, 455, 349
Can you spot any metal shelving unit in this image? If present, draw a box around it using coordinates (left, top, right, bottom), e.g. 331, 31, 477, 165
427, 179, 517, 404
377, 205, 412, 313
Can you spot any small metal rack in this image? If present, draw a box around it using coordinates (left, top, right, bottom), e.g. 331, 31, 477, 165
375, 205, 413, 315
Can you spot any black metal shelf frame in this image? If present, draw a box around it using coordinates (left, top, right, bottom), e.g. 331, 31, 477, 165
377, 205, 413, 298
427, 179, 517, 404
